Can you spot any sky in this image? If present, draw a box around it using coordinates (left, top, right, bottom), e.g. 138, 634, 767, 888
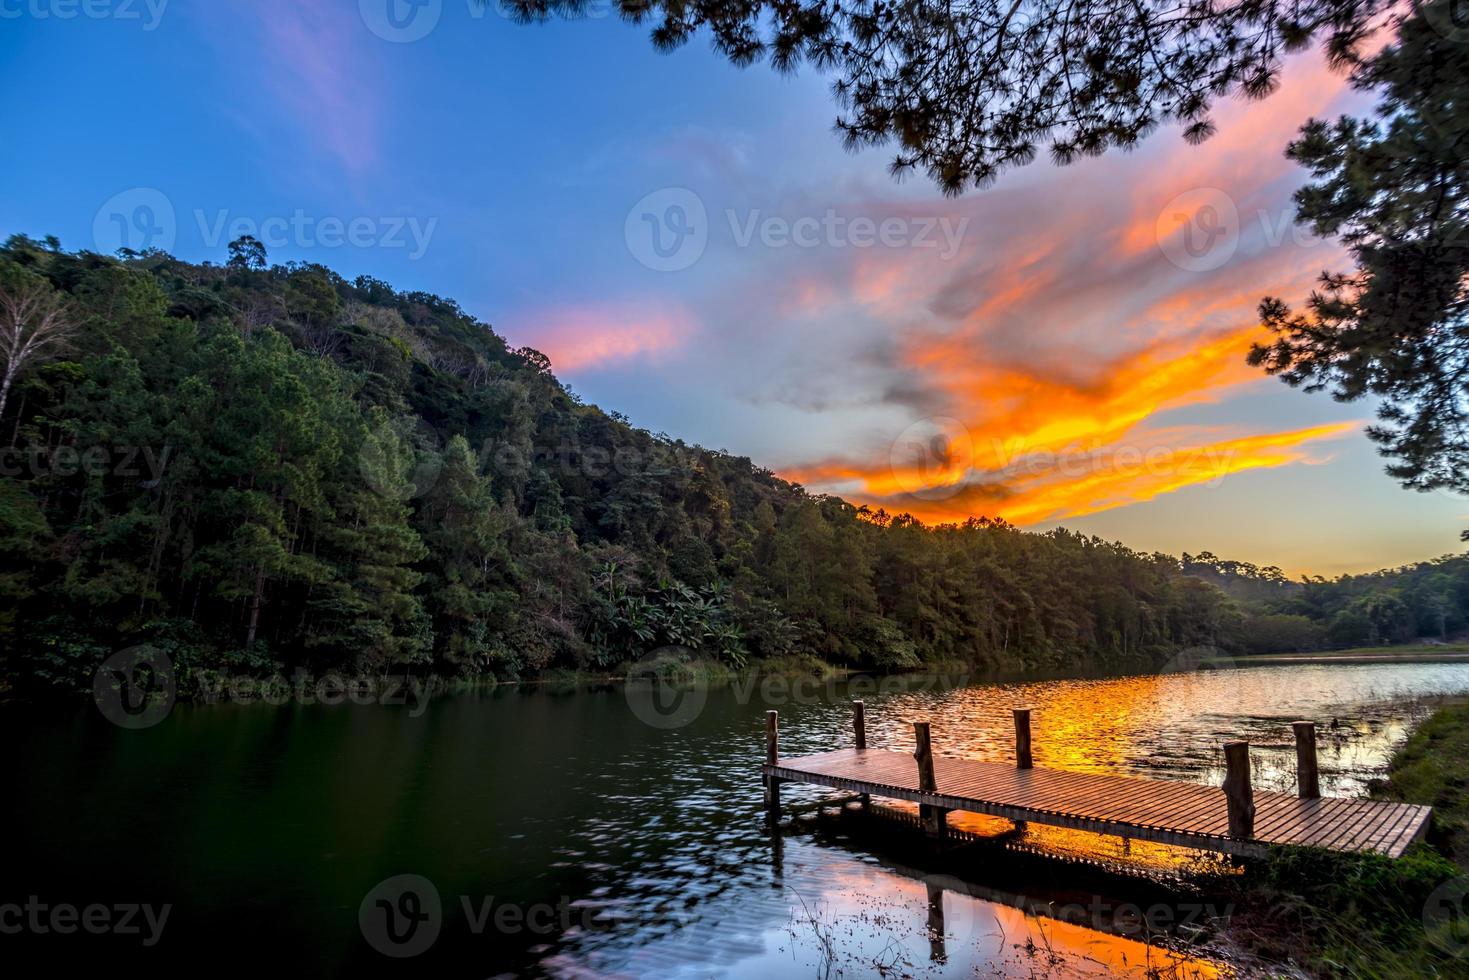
2, 0, 1464, 577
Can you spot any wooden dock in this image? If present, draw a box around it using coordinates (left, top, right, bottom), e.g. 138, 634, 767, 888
761, 705, 1432, 859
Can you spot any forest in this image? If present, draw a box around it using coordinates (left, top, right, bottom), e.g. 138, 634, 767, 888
1, 234, 1464, 696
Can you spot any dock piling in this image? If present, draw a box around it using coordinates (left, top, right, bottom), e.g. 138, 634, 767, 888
1223, 741, 1255, 839
912, 721, 947, 838
1293, 721, 1320, 799
765, 710, 781, 820
853, 701, 869, 806
1013, 708, 1033, 769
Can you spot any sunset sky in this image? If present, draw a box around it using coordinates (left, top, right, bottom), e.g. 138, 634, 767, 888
3, 1, 1464, 576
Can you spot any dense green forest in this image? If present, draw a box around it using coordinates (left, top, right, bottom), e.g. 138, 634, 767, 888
0, 235, 1464, 695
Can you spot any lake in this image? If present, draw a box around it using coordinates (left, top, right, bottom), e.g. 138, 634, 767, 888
8, 659, 1469, 976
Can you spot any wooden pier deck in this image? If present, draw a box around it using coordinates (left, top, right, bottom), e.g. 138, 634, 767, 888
761, 707, 1432, 859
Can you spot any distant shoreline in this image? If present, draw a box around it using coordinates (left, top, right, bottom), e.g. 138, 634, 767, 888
1234, 644, 1469, 665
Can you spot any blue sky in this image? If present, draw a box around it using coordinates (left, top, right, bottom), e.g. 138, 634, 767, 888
2, 0, 1464, 575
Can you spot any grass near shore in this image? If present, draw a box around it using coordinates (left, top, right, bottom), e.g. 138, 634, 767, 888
1376, 702, 1469, 867
1200, 702, 1469, 977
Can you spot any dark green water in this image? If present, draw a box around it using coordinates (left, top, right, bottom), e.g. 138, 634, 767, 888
7, 661, 1469, 976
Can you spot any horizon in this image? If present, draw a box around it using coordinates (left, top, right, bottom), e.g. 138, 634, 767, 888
4, 2, 1465, 577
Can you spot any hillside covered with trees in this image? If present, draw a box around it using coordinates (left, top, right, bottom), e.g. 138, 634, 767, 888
0, 235, 1463, 695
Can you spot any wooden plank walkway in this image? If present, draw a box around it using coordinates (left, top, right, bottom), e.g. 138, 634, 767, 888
765, 746, 1432, 859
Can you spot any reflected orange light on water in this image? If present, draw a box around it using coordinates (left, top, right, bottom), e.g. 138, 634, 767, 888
783, 852, 1227, 978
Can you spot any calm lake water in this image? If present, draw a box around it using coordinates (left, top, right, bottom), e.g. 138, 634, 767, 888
8, 660, 1469, 977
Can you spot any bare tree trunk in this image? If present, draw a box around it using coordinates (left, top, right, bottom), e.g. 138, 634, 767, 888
0, 362, 15, 431
246, 564, 266, 646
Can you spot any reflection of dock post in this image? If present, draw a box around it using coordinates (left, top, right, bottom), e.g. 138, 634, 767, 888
1223, 741, 1255, 840
765, 710, 782, 822
1293, 721, 1320, 799
913, 721, 947, 839
925, 878, 947, 963
853, 701, 870, 807
768, 822, 784, 880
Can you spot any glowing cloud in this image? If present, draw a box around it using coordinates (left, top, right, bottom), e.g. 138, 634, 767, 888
784, 322, 1359, 525
514, 304, 693, 373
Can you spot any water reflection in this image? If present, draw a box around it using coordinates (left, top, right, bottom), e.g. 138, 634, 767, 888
5, 661, 1468, 976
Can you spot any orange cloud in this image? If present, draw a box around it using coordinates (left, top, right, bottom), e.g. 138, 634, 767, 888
783, 323, 1359, 525
514, 304, 692, 373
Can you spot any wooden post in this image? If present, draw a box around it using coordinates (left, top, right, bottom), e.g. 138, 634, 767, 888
1293, 720, 1320, 799
764, 710, 781, 820
1013, 708, 1033, 769
853, 700, 867, 749
913, 721, 946, 838
1223, 741, 1255, 839
1012, 707, 1033, 832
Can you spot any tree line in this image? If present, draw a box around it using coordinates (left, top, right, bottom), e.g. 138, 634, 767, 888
0, 236, 1460, 696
